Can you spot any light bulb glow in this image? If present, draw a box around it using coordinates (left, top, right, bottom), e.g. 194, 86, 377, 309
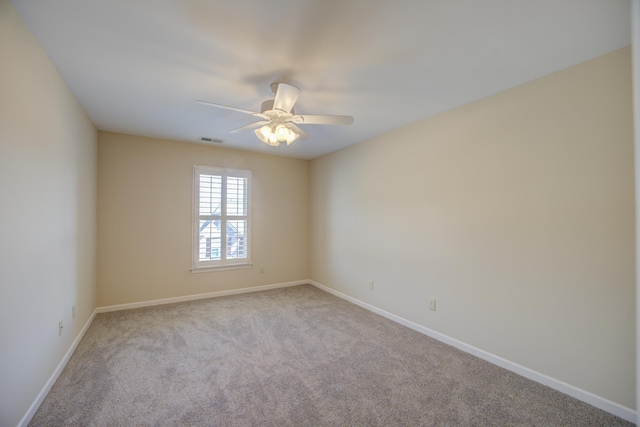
275, 124, 289, 142
259, 125, 271, 139
254, 122, 300, 146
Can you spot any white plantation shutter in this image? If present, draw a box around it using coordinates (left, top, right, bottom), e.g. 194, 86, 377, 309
193, 166, 251, 270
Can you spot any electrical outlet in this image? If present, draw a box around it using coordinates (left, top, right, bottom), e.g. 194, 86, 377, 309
369, 280, 374, 290
429, 299, 437, 311
72, 306, 76, 319
259, 266, 265, 274
58, 321, 64, 336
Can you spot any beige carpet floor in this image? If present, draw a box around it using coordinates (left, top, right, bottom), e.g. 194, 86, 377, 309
30, 284, 632, 426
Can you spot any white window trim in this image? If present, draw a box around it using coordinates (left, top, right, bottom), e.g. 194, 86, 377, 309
192, 165, 252, 272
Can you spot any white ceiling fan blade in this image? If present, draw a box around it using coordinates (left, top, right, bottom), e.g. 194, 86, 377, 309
196, 100, 268, 119
272, 83, 300, 113
290, 114, 354, 126
229, 120, 271, 134
286, 123, 309, 140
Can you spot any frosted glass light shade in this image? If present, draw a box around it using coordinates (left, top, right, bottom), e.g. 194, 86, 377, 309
254, 123, 299, 146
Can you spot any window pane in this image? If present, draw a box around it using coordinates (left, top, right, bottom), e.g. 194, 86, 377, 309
199, 219, 221, 261
226, 220, 247, 259
226, 177, 247, 216
194, 167, 251, 269
199, 175, 222, 216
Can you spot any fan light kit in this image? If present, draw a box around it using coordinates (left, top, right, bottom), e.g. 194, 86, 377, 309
197, 82, 354, 147
256, 123, 299, 146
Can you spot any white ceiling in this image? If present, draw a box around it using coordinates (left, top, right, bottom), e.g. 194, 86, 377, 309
11, 0, 631, 160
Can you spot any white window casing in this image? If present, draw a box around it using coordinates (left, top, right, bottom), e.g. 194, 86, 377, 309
192, 165, 251, 271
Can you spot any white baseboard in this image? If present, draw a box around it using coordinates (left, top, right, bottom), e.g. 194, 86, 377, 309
309, 280, 636, 424
95, 280, 307, 313
19, 280, 305, 426
18, 309, 98, 427
21, 280, 636, 425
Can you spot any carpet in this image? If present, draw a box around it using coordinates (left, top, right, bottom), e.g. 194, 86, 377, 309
29, 284, 633, 426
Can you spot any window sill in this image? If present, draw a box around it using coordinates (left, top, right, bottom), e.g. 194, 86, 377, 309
191, 263, 252, 273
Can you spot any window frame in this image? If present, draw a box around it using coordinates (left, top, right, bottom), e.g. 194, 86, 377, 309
192, 165, 252, 272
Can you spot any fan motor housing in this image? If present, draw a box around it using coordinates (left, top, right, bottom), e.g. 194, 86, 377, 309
261, 100, 294, 116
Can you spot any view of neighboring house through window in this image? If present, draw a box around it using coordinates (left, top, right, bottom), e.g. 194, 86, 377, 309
193, 166, 251, 270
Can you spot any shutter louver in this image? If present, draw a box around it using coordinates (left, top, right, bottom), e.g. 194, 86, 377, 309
193, 166, 251, 270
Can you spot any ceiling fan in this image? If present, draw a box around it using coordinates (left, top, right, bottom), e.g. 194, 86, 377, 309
197, 82, 354, 146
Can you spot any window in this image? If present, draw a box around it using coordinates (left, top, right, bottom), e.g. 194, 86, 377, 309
193, 166, 251, 271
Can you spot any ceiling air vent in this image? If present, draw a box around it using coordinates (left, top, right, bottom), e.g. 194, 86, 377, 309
199, 137, 223, 144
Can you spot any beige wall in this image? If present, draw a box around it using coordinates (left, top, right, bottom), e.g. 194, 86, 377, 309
0, 0, 633, 421
633, 0, 640, 415
310, 48, 635, 408
97, 132, 309, 306
0, 1, 98, 426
